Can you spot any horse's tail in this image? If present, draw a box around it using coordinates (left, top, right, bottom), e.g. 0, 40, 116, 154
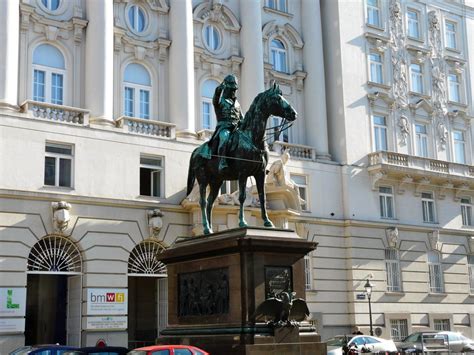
186, 150, 196, 196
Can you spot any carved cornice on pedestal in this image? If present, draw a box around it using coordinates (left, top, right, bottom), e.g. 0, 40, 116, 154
409, 98, 434, 115
365, 32, 389, 53
367, 91, 395, 107
370, 170, 387, 191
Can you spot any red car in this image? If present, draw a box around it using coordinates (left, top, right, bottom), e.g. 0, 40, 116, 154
127, 345, 209, 355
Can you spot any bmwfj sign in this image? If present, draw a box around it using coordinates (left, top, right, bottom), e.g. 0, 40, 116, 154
87, 289, 127, 315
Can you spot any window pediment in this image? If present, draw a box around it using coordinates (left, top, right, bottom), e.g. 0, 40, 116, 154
262, 21, 303, 49
409, 98, 433, 115
193, 2, 240, 33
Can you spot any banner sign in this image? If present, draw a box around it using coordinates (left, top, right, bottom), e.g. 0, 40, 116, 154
0, 318, 25, 333
0, 288, 26, 317
87, 289, 128, 315
85, 316, 127, 330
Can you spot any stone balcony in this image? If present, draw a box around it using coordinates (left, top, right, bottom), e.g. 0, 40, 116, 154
368, 151, 474, 197
21, 100, 89, 126
271, 141, 316, 161
116, 116, 176, 139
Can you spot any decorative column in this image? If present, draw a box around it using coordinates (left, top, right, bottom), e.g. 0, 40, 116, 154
84, 0, 114, 125
0, 0, 19, 111
302, 0, 330, 159
239, 0, 265, 112
169, 0, 195, 137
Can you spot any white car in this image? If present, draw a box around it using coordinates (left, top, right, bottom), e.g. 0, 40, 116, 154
437, 331, 474, 353
327, 335, 398, 355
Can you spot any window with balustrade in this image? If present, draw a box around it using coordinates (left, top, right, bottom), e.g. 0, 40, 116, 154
407, 9, 421, 39
427, 251, 444, 293
123, 63, 152, 119
32, 44, 66, 105
140, 155, 163, 197
366, 0, 381, 28
368, 52, 384, 84
201, 79, 218, 130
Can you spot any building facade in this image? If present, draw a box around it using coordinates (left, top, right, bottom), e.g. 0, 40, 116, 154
0, 0, 472, 352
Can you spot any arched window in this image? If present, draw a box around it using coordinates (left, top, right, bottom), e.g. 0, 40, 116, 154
128, 5, 146, 33
203, 24, 221, 52
32, 44, 65, 105
270, 39, 287, 73
123, 63, 152, 119
201, 79, 218, 129
41, 0, 60, 11
28, 235, 81, 273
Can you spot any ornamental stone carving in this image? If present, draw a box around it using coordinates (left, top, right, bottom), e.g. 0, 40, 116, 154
385, 227, 399, 248
389, 0, 408, 108
147, 209, 164, 237
52, 201, 71, 234
398, 115, 410, 145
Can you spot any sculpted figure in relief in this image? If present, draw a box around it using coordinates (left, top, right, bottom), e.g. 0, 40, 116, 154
389, 0, 408, 107
398, 116, 410, 145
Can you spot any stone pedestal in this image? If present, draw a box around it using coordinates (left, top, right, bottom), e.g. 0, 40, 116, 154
157, 227, 326, 355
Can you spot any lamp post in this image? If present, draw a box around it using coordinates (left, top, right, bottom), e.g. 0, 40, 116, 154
364, 279, 374, 336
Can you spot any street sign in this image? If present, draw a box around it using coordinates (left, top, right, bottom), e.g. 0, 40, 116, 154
356, 293, 366, 300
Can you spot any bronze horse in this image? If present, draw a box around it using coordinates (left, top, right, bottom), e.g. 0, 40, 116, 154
187, 83, 297, 234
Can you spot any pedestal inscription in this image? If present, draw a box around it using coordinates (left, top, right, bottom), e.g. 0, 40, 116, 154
178, 267, 229, 316
265, 266, 293, 298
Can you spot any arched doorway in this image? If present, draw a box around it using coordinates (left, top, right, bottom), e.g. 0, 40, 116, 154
128, 239, 167, 348
25, 235, 82, 345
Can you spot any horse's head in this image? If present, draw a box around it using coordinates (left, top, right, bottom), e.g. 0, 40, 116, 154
264, 83, 297, 122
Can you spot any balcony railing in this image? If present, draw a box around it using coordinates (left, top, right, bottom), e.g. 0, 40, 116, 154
116, 116, 176, 139
271, 141, 316, 161
21, 100, 89, 125
368, 151, 474, 179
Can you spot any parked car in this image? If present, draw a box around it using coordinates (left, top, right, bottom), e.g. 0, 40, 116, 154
63, 346, 129, 355
327, 335, 397, 355
9, 345, 80, 355
127, 345, 209, 355
396, 331, 474, 353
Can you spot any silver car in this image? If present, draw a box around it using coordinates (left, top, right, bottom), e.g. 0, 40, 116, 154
327, 335, 398, 355
396, 331, 474, 353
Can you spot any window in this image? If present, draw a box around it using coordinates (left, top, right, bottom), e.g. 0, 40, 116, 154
448, 73, 461, 102
367, 0, 381, 27
453, 130, 466, 164
461, 198, 472, 226
385, 249, 402, 292
304, 254, 313, 290
379, 186, 394, 218
201, 79, 219, 130
291, 174, 308, 211
203, 24, 221, 52
428, 251, 444, 293
373, 115, 387, 151
434, 319, 450, 331
128, 5, 146, 33
41, 0, 60, 11
415, 124, 429, 158
270, 39, 288, 73
123, 63, 151, 119
368, 52, 383, 84
407, 9, 420, 39
220, 180, 238, 195
422, 192, 435, 223
44, 143, 73, 188
390, 319, 408, 341
32, 44, 65, 104
267, 0, 287, 12
468, 255, 474, 293
269, 116, 289, 143
140, 156, 163, 197
445, 21, 457, 49
410, 63, 424, 93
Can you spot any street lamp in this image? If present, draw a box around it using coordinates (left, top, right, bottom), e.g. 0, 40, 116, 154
364, 279, 374, 336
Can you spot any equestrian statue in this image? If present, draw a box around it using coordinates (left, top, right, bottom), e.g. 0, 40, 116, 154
187, 74, 297, 235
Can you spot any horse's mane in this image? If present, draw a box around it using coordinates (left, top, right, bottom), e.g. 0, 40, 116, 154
239, 90, 267, 131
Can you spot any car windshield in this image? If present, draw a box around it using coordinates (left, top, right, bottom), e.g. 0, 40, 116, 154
327, 336, 352, 347
403, 333, 421, 342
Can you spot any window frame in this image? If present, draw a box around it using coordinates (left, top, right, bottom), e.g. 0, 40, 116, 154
44, 142, 74, 188
406, 8, 421, 40
390, 319, 408, 342
415, 123, 429, 158
409, 63, 424, 94
290, 173, 309, 211
127, 4, 147, 34
461, 198, 473, 226
202, 23, 222, 53
421, 192, 436, 223
379, 186, 395, 219
139, 155, 164, 198
39, 0, 61, 12
270, 39, 288, 73
372, 114, 388, 152
368, 52, 384, 84
385, 248, 402, 292
433, 319, 450, 331
201, 79, 219, 130
427, 250, 444, 293
32, 63, 66, 105
448, 72, 462, 103
267, 0, 288, 13
366, 0, 382, 28
122, 81, 152, 119
452, 130, 466, 164
444, 20, 458, 50
304, 254, 313, 291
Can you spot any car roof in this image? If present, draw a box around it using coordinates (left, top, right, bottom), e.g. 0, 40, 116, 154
133, 345, 201, 351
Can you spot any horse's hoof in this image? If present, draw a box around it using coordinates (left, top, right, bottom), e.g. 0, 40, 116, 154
264, 220, 274, 228
239, 221, 248, 228
203, 227, 213, 235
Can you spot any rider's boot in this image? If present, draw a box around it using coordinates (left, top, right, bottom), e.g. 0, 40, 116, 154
218, 142, 228, 172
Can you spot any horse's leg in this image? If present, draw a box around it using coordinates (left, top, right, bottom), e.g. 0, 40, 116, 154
238, 176, 248, 228
199, 182, 212, 235
255, 171, 274, 228
206, 180, 222, 231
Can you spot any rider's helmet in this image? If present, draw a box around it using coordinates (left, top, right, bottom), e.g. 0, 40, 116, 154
223, 74, 238, 90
